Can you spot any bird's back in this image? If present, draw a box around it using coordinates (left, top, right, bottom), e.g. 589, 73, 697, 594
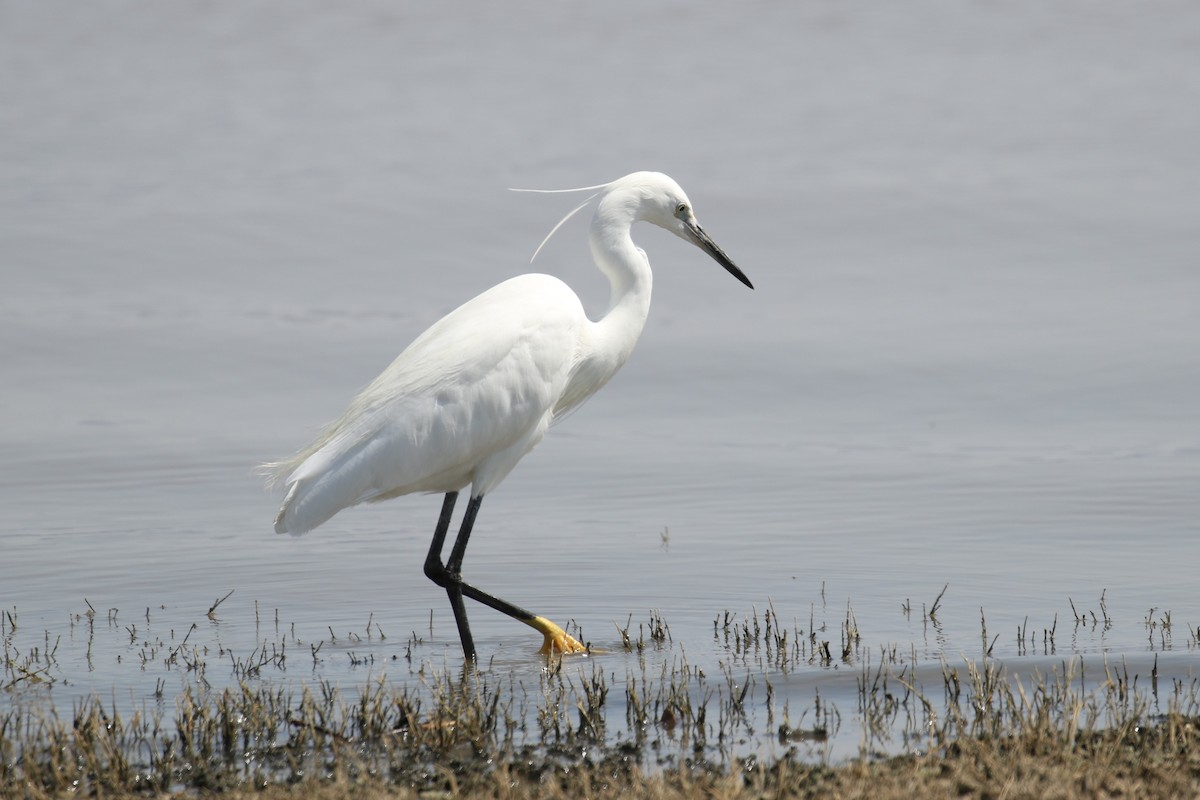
270, 274, 588, 534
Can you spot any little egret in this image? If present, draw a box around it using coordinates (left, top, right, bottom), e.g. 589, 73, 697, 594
265, 171, 752, 661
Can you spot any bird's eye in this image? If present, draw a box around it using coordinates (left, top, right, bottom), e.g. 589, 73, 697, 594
675, 202, 689, 216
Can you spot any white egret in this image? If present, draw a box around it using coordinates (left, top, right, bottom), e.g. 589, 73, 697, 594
265, 171, 752, 661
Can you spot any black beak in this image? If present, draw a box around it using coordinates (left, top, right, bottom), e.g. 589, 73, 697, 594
684, 220, 753, 289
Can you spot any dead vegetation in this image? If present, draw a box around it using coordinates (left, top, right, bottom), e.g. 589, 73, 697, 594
3, 598, 1199, 798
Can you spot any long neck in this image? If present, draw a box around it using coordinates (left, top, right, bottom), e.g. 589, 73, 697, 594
588, 206, 653, 369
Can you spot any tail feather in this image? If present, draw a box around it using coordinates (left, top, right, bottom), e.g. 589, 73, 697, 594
272, 483, 300, 534
267, 437, 379, 535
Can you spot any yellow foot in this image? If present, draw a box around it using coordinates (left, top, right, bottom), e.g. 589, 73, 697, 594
529, 615, 588, 656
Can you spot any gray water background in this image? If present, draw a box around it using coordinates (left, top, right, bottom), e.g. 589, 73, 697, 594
2, 0, 1198, 759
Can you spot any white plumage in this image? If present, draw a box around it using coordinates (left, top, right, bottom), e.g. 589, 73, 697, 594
271, 274, 588, 533
264, 171, 751, 660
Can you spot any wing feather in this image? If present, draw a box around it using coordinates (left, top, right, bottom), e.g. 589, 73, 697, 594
266, 274, 586, 534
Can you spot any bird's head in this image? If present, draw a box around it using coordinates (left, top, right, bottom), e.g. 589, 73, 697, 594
609, 172, 754, 290
514, 171, 753, 290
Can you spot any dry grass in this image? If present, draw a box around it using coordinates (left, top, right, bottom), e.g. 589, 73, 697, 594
6, 718, 1198, 799
4, 653, 1199, 798
4, 602, 1200, 798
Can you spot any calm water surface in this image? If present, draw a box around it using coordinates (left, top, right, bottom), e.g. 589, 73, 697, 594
3, 0, 1198, 761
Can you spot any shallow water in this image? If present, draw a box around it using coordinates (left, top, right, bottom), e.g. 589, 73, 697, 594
3, 0, 1199, 763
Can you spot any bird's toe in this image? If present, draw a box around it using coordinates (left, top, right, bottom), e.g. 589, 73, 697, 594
529, 616, 588, 656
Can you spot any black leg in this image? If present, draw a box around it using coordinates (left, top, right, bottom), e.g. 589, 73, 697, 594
441, 495, 541, 623
446, 494, 481, 574
422, 492, 458, 580
423, 492, 476, 660
423, 492, 586, 658
443, 499, 478, 661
